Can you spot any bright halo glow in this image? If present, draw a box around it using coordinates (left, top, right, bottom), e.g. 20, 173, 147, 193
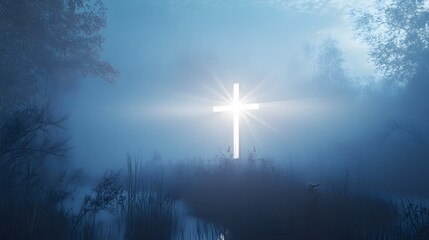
212, 83, 259, 159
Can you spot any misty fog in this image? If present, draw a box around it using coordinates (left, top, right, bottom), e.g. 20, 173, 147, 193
1, 0, 429, 239
63, 1, 429, 197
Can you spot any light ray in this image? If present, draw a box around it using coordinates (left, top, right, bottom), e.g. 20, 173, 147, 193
241, 113, 262, 147
241, 75, 272, 101
203, 84, 231, 103
214, 75, 233, 101
244, 111, 278, 133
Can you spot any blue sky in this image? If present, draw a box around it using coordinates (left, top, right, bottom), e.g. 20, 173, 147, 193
65, 0, 377, 174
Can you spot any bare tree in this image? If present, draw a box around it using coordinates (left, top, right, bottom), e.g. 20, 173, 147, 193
0, 105, 72, 239
0, 105, 69, 183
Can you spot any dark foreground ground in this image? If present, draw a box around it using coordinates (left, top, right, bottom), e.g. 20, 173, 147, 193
1, 147, 428, 240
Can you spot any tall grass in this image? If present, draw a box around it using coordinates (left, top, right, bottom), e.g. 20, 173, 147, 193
70, 170, 124, 240
122, 155, 179, 240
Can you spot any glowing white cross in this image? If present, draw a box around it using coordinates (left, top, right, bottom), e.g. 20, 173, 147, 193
213, 83, 259, 159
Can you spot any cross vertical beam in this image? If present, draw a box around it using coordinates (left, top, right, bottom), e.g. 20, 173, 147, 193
233, 83, 240, 159
213, 83, 259, 159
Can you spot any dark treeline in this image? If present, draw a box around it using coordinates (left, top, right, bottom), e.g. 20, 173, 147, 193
0, 0, 119, 239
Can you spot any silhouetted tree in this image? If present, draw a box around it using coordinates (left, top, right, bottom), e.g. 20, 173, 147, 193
316, 37, 348, 86
310, 37, 350, 94
0, 0, 118, 108
350, 0, 429, 89
0, 105, 72, 240
0, 105, 68, 181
